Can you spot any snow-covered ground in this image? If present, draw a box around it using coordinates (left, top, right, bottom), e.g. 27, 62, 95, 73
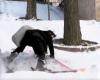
0, 1, 100, 80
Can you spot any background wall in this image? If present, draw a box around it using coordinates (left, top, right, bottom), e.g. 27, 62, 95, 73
96, 0, 100, 20
78, 0, 96, 20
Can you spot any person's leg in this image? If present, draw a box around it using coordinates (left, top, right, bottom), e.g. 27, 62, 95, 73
32, 42, 46, 71
7, 45, 26, 63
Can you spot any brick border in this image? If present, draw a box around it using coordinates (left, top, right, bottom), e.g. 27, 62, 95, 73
54, 44, 100, 52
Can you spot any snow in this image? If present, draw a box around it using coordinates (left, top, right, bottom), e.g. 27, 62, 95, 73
0, 1, 100, 80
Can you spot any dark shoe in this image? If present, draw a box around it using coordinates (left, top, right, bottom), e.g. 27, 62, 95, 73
36, 59, 45, 71
7, 52, 18, 63
50, 55, 54, 58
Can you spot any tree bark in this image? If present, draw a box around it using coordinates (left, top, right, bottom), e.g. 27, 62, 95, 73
63, 0, 82, 45
26, 0, 37, 19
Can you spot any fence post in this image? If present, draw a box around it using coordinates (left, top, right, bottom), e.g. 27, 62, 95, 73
47, 2, 50, 20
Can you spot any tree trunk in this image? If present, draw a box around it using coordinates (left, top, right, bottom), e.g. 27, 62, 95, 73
63, 0, 82, 45
26, 0, 37, 19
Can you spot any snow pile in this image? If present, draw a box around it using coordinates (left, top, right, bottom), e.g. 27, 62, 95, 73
0, 51, 7, 74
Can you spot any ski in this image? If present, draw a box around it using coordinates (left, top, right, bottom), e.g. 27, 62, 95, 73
31, 67, 77, 73
54, 59, 77, 72
31, 58, 77, 73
